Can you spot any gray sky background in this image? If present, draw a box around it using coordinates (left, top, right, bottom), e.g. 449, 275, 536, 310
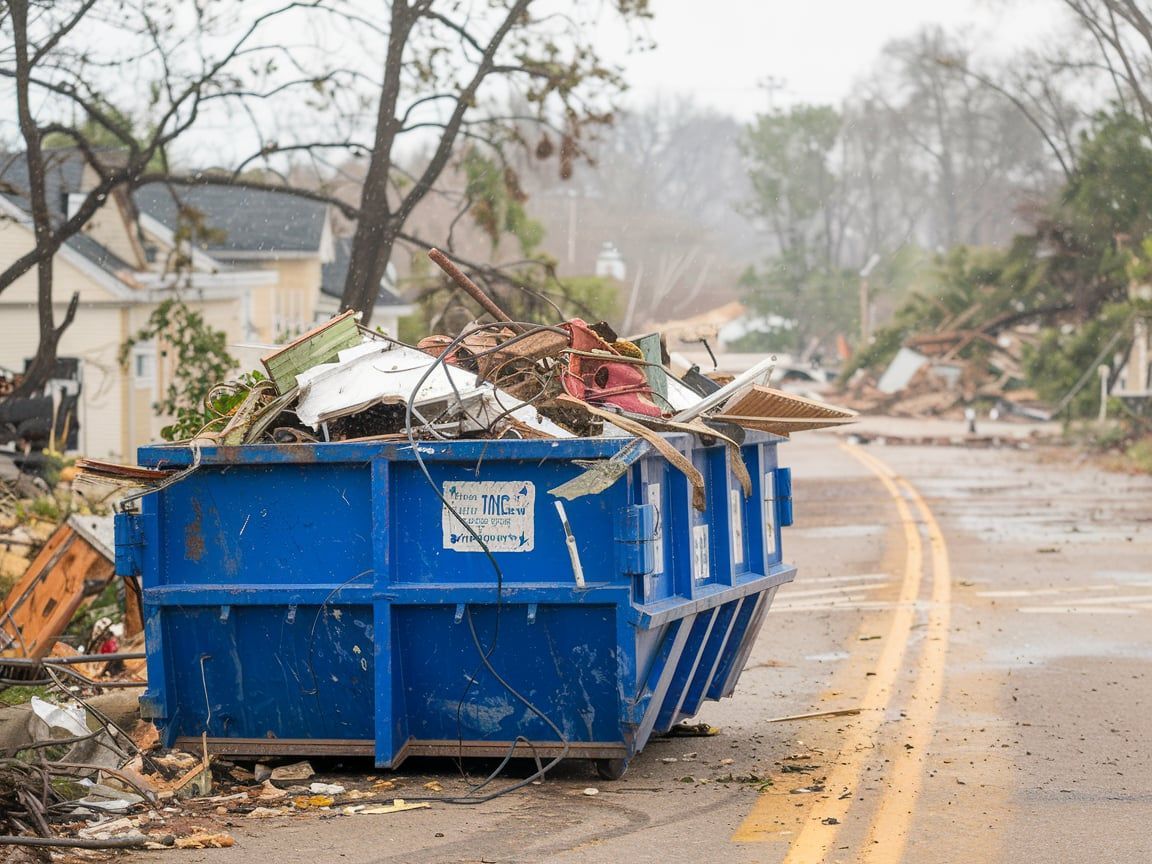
607, 0, 1057, 117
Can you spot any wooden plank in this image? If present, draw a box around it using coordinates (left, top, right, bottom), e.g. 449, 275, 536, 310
260, 311, 361, 394
0, 523, 116, 659
714, 386, 858, 436
124, 577, 144, 638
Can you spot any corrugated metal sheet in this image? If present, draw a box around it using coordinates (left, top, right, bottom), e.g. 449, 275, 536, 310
715, 386, 857, 436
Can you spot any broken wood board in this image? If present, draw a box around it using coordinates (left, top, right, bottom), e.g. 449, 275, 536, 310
714, 386, 857, 436
767, 707, 862, 723
0, 522, 115, 659
74, 459, 173, 482
261, 310, 361, 394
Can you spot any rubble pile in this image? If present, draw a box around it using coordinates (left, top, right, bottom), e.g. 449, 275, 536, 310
842, 321, 1051, 421
75, 248, 858, 507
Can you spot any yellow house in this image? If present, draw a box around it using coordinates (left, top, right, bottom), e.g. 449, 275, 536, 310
0, 152, 410, 460
134, 184, 413, 343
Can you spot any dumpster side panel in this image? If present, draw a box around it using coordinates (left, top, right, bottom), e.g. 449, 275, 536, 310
133, 432, 796, 768
390, 459, 622, 585
158, 465, 373, 586
391, 604, 620, 746
157, 603, 375, 743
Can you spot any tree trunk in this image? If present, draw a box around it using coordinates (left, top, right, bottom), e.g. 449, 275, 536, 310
340, 3, 415, 325
340, 0, 531, 325
8, 0, 72, 398
346, 225, 400, 327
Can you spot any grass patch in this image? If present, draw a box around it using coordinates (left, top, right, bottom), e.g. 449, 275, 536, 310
0, 684, 53, 707
1125, 435, 1152, 473
29, 496, 62, 521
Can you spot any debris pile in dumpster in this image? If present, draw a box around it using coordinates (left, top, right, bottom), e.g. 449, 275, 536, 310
78, 248, 856, 499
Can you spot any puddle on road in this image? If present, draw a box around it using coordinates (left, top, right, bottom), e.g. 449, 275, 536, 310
1093, 570, 1152, 583
985, 638, 1152, 667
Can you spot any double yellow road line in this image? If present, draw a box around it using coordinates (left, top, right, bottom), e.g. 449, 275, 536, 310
733, 443, 952, 863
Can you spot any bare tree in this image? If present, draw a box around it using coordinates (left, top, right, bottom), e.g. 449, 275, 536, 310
0, 0, 334, 395
0, 0, 651, 398
200, 1, 652, 321
855, 29, 1061, 251
1060, 0, 1152, 131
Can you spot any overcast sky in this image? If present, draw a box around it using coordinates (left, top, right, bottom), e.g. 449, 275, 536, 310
609, 0, 1056, 117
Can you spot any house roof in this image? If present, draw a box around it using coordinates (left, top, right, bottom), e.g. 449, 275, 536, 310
321, 236, 407, 307
0, 150, 137, 278
134, 182, 328, 256
0, 149, 86, 215
1, 151, 408, 311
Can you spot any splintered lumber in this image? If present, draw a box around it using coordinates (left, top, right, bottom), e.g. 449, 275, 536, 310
73, 459, 172, 482
714, 386, 857, 436
549, 356, 776, 503
0, 522, 115, 659
767, 707, 862, 723
261, 310, 361, 394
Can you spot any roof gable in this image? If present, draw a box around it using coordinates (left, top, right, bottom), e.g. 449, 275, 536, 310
0, 149, 140, 283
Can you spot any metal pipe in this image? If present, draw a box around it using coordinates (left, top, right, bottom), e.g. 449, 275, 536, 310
0, 652, 145, 667
671, 355, 776, 422
428, 248, 524, 333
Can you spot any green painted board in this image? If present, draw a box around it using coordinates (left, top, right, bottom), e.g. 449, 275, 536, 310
261, 310, 361, 394
632, 332, 668, 401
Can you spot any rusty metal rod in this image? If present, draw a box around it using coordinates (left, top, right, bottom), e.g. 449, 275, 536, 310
428, 248, 524, 333
0, 652, 145, 667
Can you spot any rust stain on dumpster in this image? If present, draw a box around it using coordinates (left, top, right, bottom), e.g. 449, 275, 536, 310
185, 499, 205, 561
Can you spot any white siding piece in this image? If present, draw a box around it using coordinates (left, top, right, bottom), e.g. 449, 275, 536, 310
293, 342, 572, 438
877, 347, 929, 395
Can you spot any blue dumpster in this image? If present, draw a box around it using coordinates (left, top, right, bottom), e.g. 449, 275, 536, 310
115, 432, 795, 776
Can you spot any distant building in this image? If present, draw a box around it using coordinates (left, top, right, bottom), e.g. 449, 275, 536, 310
594, 242, 626, 281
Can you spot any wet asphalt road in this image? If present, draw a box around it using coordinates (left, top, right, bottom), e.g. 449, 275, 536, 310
131, 423, 1152, 863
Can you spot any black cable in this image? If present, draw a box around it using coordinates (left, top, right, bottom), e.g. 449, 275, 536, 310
404, 324, 511, 778
402, 323, 571, 800
299, 569, 374, 697
0, 835, 168, 850
41, 665, 162, 775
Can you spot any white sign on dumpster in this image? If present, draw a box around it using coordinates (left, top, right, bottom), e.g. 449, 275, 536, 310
442, 481, 535, 552
692, 524, 710, 582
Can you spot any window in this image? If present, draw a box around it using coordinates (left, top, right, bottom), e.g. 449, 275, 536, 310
132, 343, 156, 388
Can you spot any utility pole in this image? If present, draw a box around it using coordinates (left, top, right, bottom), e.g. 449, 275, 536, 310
1098, 364, 1110, 422
859, 254, 880, 346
